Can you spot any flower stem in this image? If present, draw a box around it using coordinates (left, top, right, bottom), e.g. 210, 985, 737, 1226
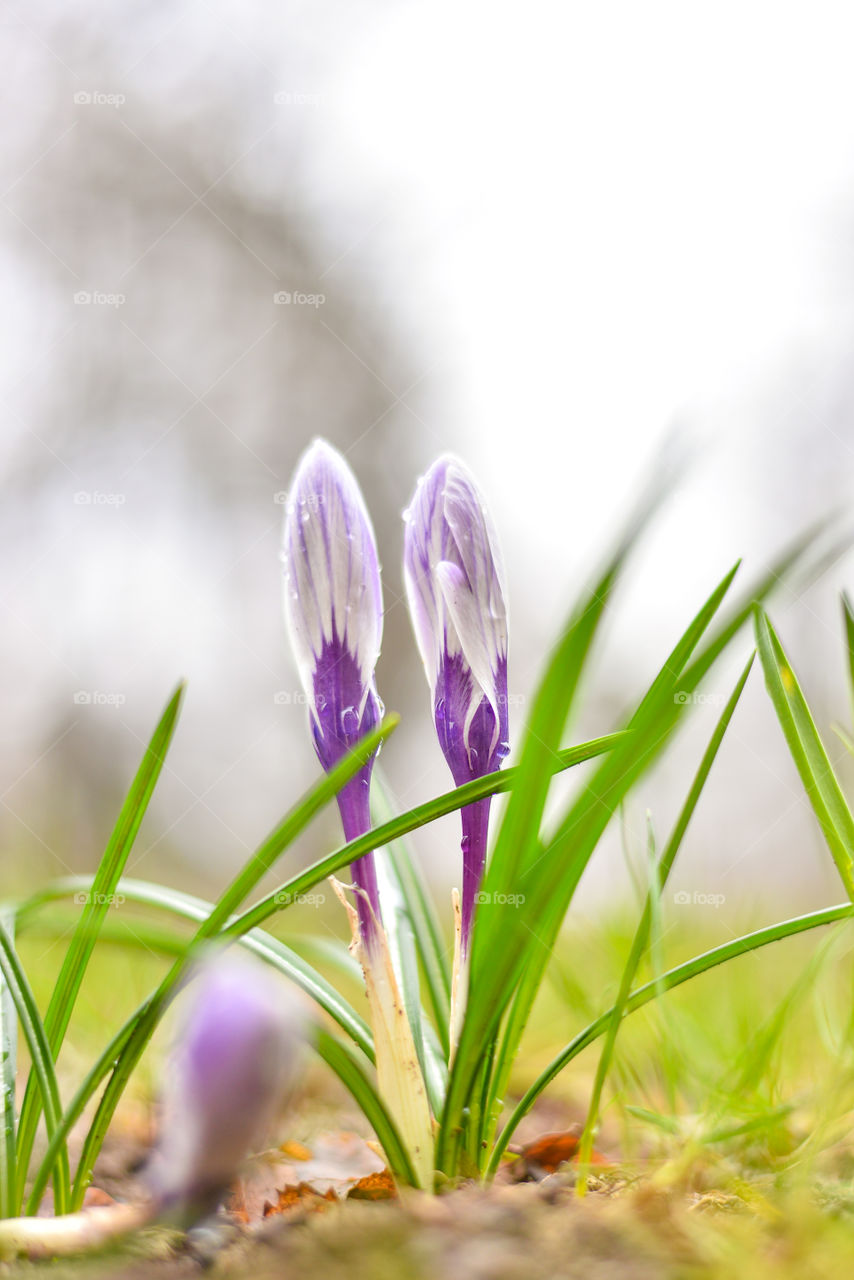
460, 796, 492, 955
336, 772, 382, 948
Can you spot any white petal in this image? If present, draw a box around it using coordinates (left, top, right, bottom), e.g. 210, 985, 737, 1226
282, 439, 383, 694
436, 559, 500, 757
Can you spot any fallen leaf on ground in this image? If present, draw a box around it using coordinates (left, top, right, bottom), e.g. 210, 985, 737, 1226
510, 1129, 611, 1178
262, 1183, 338, 1217
227, 1131, 386, 1225
81, 1188, 119, 1209
347, 1169, 397, 1200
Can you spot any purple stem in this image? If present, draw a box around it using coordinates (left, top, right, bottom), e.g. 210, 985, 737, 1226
460, 795, 492, 956
336, 769, 382, 952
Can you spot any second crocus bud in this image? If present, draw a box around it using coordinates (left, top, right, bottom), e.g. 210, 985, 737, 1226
282, 438, 385, 946
403, 456, 509, 956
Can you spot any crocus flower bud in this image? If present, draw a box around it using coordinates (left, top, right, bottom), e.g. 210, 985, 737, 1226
146, 950, 307, 1224
282, 439, 385, 943
403, 456, 509, 953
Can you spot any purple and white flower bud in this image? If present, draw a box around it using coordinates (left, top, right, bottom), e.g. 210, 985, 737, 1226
282, 439, 385, 944
403, 456, 509, 952
146, 950, 306, 1224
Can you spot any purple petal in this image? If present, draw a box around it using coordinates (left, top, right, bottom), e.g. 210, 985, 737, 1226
404, 455, 508, 777
283, 439, 383, 716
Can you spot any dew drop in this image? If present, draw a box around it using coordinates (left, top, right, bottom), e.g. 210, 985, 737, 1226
341, 706, 359, 734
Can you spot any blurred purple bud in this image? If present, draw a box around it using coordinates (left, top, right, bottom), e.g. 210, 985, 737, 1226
147, 950, 307, 1223
281, 439, 385, 941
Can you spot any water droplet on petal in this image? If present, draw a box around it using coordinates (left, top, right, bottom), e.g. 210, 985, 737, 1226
341, 706, 359, 734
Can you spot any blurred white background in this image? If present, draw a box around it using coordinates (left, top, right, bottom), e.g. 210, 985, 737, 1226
3, 0, 854, 929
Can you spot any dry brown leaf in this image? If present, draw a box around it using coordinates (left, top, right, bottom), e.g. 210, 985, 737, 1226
512, 1129, 611, 1177
262, 1183, 338, 1217
227, 1131, 385, 1225
81, 1188, 119, 1209
347, 1169, 397, 1201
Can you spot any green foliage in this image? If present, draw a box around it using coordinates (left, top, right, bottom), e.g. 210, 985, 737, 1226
1, 509, 852, 1220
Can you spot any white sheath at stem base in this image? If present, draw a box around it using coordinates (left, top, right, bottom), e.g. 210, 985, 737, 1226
330, 877, 435, 1191
449, 888, 465, 1061
0, 1201, 151, 1260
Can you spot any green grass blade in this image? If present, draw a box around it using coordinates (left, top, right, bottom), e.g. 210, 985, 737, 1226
26, 878, 375, 1059
755, 607, 854, 900
0, 908, 16, 1219
487, 901, 854, 1173
372, 770, 451, 1054
14, 682, 184, 1205
459, 564, 740, 1175
575, 653, 755, 1180
0, 924, 70, 1215
842, 593, 854, 730
228, 733, 626, 941
20, 865, 380, 1215
68, 714, 397, 1210
315, 1030, 418, 1185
